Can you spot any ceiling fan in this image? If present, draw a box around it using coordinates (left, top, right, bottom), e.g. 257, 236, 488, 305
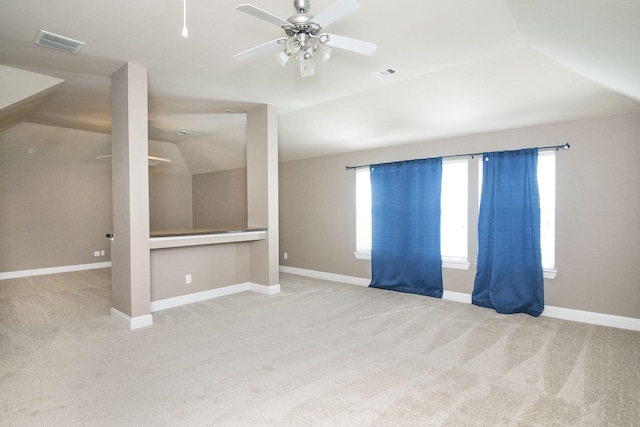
233, 0, 377, 77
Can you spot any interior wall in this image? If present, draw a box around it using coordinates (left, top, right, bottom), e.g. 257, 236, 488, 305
0, 123, 196, 272
279, 113, 640, 319
149, 172, 192, 231
0, 122, 112, 271
148, 139, 194, 231
150, 242, 251, 301
192, 168, 247, 229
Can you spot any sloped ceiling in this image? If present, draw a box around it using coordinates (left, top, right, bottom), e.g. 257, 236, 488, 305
507, 0, 640, 102
0, 0, 638, 169
0, 65, 64, 132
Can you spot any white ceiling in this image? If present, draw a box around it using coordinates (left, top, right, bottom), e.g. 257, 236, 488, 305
1, 0, 639, 166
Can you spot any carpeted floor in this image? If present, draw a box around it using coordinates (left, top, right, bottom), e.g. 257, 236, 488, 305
1, 268, 639, 426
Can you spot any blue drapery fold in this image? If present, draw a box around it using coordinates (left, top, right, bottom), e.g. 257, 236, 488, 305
369, 158, 443, 298
472, 148, 544, 316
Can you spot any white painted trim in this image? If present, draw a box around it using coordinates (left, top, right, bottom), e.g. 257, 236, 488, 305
354, 251, 470, 270
110, 307, 153, 330
0, 262, 112, 280
280, 265, 370, 286
443, 259, 471, 270
281, 265, 640, 331
541, 305, 640, 332
150, 282, 281, 312
442, 290, 472, 304
149, 230, 266, 249
151, 283, 250, 311
249, 283, 282, 295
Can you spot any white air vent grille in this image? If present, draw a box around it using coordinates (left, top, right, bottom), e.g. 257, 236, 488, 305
371, 68, 398, 78
34, 30, 85, 55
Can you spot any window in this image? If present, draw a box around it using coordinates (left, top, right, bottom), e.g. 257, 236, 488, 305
440, 159, 468, 264
538, 151, 556, 271
355, 159, 469, 269
478, 151, 556, 276
355, 168, 371, 253
355, 151, 556, 277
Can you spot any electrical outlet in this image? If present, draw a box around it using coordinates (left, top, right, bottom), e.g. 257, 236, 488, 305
93, 250, 100, 257
100, 250, 105, 256
185, 274, 192, 284
284, 252, 288, 260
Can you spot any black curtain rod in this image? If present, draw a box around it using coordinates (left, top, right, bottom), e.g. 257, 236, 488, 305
345, 143, 570, 170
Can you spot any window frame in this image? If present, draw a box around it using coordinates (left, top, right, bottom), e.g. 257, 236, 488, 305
354, 159, 470, 270
477, 151, 557, 279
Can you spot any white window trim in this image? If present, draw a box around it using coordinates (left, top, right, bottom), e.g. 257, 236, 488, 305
355, 250, 556, 278
354, 250, 470, 270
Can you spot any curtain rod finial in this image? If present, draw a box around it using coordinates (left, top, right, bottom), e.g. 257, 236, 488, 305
563, 143, 570, 150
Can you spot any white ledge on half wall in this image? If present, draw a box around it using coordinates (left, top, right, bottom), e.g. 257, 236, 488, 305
279, 265, 640, 332
150, 229, 267, 249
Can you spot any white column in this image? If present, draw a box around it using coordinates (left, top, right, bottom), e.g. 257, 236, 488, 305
110, 63, 152, 329
247, 104, 279, 287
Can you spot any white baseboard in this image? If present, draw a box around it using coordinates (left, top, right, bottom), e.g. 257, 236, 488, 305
110, 307, 153, 330
540, 305, 640, 331
442, 290, 473, 304
0, 262, 112, 280
150, 282, 281, 312
280, 265, 370, 286
280, 266, 640, 332
250, 282, 282, 296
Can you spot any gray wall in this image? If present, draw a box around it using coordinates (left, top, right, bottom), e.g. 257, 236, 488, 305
192, 168, 247, 229
148, 138, 194, 232
0, 122, 196, 272
149, 172, 192, 231
150, 242, 251, 301
0, 123, 112, 271
279, 113, 640, 319
5, 114, 639, 320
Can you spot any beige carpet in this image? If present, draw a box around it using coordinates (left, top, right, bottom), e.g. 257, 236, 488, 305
1, 269, 638, 426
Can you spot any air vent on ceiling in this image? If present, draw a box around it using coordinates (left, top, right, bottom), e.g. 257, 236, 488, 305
371, 68, 398, 79
34, 30, 85, 55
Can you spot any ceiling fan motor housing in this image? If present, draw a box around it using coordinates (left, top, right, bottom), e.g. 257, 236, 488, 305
285, 13, 321, 37
294, 0, 310, 13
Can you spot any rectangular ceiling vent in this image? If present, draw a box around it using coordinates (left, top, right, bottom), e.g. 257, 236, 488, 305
34, 30, 85, 55
371, 68, 398, 79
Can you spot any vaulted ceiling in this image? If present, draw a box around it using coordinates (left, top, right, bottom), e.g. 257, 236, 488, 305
1, 0, 639, 169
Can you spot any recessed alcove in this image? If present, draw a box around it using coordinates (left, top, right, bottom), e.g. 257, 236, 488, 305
147, 113, 248, 232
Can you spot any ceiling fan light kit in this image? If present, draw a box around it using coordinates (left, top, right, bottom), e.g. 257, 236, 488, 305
234, 0, 376, 77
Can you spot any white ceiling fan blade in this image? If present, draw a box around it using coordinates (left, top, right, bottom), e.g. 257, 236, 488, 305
299, 52, 315, 77
233, 38, 286, 61
324, 33, 377, 55
97, 155, 171, 165
312, 0, 360, 29
236, 4, 291, 28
